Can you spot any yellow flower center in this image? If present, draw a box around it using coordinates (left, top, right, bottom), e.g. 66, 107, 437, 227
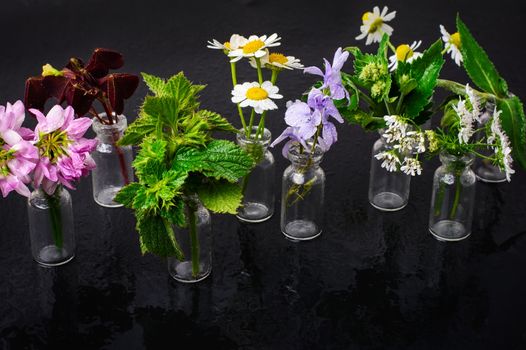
450, 32, 461, 48
396, 44, 414, 62
268, 53, 288, 65
368, 18, 384, 34
246, 87, 268, 101
37, 131, 71, 163
0, 148, 15, 176
362, 12, 372, 22
242, 40, 265, 54
224, 42, 231, 50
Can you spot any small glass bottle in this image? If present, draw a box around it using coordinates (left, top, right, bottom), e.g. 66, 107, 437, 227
91, 114, 134, 208
428, 152, 476, 241
236, 127, 275, 223
27, 186, 75, 266
167, 196, 212, 283
368, 135, 411, 211
280, 144, 325, 241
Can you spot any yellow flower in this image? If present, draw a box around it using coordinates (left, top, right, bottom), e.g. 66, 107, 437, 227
388, 41, 423, 71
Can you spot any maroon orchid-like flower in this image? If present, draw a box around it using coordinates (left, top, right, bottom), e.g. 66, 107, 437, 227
25, 48, 139, 125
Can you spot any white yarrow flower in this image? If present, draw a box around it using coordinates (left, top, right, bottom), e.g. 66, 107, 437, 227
356, 6, 396, 45
400, 157, 422, 176
388, 41, 423, 71
231, 81, 283, 114
375, 151, 400, 172
440, 25, 463, 66
228, 34, 281, 62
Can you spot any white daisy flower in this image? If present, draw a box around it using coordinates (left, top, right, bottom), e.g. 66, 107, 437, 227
249, 50, 304, 70
375, 151, 400, 172
400, 157, 423, 176
440, 25, 463, 66
228, 34, 281, 63
454, 99, 474, 144
356, 6, 396, 45
487, 108, 514, 181
388, 41, 423, 71
207, 34, 246, 53
231, 81, 283, 114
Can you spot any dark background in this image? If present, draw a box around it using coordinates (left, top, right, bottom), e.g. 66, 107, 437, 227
1, 0, 526, 349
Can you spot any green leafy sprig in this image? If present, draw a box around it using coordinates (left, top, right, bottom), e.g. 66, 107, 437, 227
116, 72, 254, 258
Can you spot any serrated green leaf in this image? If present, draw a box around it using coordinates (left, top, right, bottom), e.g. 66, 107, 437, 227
141, 72, 167, 96
400, 40, 444, 119
119, 114, 157, 146
457, 16, 508, 98
172, 140, 254, 182
197, 180, 243, 214
160, 198, 187, 227
497, 96, 526, 168
115, 182, 142, 208
196, 109, 238, 133
136, 212, 183, 258
133, 137, 168, 183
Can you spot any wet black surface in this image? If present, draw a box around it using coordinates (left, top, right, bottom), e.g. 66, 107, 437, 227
1, 0, 526, 349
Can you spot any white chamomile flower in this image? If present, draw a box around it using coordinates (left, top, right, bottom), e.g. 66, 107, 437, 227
231, 81, 283, 114
207, 34, 246, 53
249, 50, 304, 70
388, 41, 423, 71
356, 6, 396, 45
228, 34, 281, 63
375, 151, 400, 172
440, 25, 463, 66
487, 108, 514, 181
454, 99, 474, 144
400, 157, 422, 176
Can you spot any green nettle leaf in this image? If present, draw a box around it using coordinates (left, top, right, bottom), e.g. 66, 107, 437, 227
399, 40, 444, 119
196, 109, 238, 133
142, 72, 167, 96
160, 198, 187, 228
115, 182, 142, 208
497, 96, 526, 168
119, 114, 157, 146
457, 16, 508, 98
136, 212, 183, 258
172, 140, 254, 182
132, 137, 168, 182
197, 180, 243, 214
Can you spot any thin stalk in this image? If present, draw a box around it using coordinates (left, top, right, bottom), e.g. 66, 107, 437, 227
449, 176, 462, 219
230, 61, 248, 134
255, 112, 266, 140
434, 181, 446, 216
437, 79, 495, 102
387, 41, 397, 54
187, 207, 200, 278
358, 90, 375, 107
271, 70, 279, 84
162, 218, 184, 261
396, 93, 405, 114
255, 58, 263, 84
111, 130, 131, 185
247, 109, 255, 138
46, 191, 63, 249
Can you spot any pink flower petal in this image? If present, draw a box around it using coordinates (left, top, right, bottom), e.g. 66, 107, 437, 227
44, 105, 66, 133
66, 117, 92, 140
1, 129, 22, 146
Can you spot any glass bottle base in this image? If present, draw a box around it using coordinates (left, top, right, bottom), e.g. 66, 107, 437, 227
429, 220, 471, 241
282, 220, 321, 241
475, 164, 507, 183
168, 261, 211, 283
34, 245, 75, 267
94, 186, 124, 208
236, 202, 273, 223
369, 192, 407, 212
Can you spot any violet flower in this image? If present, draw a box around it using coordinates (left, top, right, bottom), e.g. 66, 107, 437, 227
30, 105, 97, 195
304, 47, 350, 101
307, 88, 344, 151
0, 101, 39, 197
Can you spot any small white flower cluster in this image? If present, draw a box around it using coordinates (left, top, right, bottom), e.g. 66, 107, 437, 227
376, 115, 425, 176
454, 84, 481, 144
487, 108, 515, 181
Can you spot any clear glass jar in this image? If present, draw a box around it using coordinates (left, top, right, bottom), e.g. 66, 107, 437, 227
428, 152, 476, 241
280, 144, 325, 241
236, 127, 275, 223
475, 159, 507, 183
167, 196, 212, 283
91, 114, 134, 208
368, 135, 411, 211
27, 186, 75, 266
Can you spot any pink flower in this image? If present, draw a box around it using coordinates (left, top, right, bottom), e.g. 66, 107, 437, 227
0, 101, 38, 198
30, 105, 97, 195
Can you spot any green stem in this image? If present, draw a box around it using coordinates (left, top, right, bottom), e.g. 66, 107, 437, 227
255, 112, 266, 139
271, 69, 279, 84
434, 181, 446, 216
247, 109, 255, 138
396, 92, 406, 114
449, 176, 462, 219
187, 206, 200, 278
387, 41, 397, 54
358, 89, 375, 107
437, 79, 495, 102
230, 61, 248, 133
256, 58, 263, 84
384, 100, 393, 115
46, 191, 63, 249
162, 217, 184, 261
